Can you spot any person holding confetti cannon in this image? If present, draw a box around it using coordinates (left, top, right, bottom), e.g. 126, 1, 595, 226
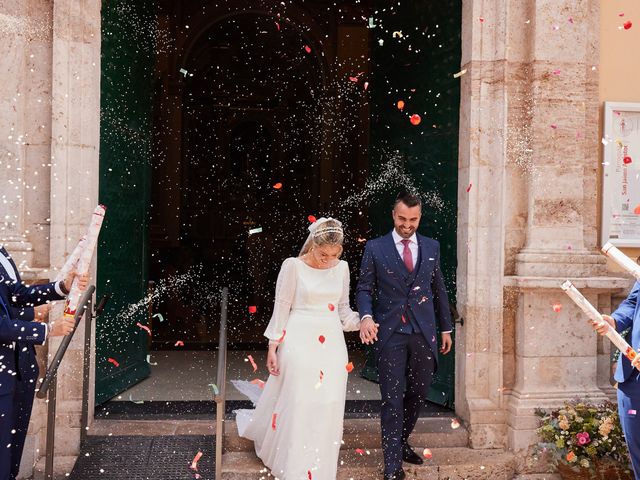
0, 245, 87, 480
356, 191, 453, 480
236, 218, 367, 480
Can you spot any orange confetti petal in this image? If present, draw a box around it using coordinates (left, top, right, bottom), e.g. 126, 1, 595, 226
634, 205, 640, 215
272, 413, 277, 430
328, 303, 335, 311
175, 340, 184, 347
355, 448, 365, 455
273, 182, 283, 189
190, 451, 203, 471
346, 362, 354, 373
247, 355, 258, 372
410, 114, 421, 125
423, 448, 433, 459
248, 305, 257, 314
308, 215, 317, 223
250, 378, 266, 389
397, 100, 405, 110
108, 357, 120, 367
552, 303, 562, 313
136, 322, 151, 336
318, 335, 326, 344
277, 329, 286, 343
451, 418, 461, 429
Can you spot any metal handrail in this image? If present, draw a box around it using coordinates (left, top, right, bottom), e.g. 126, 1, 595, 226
40, 285, 96, 480
215, 287, 229, 480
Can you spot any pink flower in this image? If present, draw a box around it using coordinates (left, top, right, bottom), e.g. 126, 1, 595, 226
576, 432, 591, 445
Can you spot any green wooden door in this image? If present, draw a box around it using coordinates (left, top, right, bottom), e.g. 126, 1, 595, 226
366, 0, 461, 407
95, 0, 155, 405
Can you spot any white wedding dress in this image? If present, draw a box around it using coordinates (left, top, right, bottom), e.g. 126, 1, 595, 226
236, 257, 360, 480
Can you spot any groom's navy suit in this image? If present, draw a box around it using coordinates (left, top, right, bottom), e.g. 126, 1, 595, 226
0, 247, 64, 480
356, 231, 452, 475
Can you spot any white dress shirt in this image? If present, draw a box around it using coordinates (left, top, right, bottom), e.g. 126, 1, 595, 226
392, 229, 418, 268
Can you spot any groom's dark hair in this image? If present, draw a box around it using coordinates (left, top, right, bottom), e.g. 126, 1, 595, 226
394, 191, 422, 209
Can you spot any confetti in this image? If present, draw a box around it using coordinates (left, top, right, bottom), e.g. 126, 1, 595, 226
478, 17, 485, 23
308, 215, 317, 223
624, 21, 633, 30
108, 357, 119, 367
364, 81, 369, 90
355, 448, 365, 455
401, 315, 407, 324
451, 418, 461, 429
453, 69, 467, 79
247, 354, 258, 372
466, 183, 472, 192
146, 355, 158, 366
175, 340, 184, 347
328, 303, 335, 311
129, 394, 144, 404
629, 409, 637, 415
275, 22, 280, 31
249, 306, 257, 314
190, 451, 203, 471
423, 448, 433, 459
552, 69, 561, 75
318, 335, 326, 344
136, 322, 151, 336
550, 124, 557, 129
634, 205, 640, 215
568, 17, 574, 24
251, 378, 265, 389
410, 114, 421, 126
277, 329, 286, 343
619, 12, 625, 17
272, 413, 278, 430
304, 45, 312, 53
346, 362, 354, 373
349, 76, 358, 83
392, 31, 403, 38
248, 227, 263, 235
152, 313, 164, 322
308, 471, 312, 480
397, 100, 405, 111
552, 303, 562, 313
209, 383, 220, 395
179, 68, 188, 77
624, 156, 633, 165
273, 182, 283, 189
368, 17, 376, 28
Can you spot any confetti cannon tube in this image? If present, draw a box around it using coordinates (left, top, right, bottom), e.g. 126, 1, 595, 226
63, 205, 106, 316
561, 280, 638, 366
54, 236, 87, 282
602, 242, 640, 280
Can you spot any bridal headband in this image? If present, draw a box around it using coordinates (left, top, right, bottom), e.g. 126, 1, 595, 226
309, 217, 343, 237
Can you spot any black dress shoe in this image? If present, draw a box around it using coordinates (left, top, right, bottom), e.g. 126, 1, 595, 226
383, 468, 405, 480
402, 444, 424, 465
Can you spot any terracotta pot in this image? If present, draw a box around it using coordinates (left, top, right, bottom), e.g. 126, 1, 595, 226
557, 460, 633, 480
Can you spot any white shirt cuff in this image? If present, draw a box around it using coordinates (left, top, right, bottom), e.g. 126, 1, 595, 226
43, 322, 48, 341
361, 314, 373, 321
54, 281, 66, 297
441, 330, 452, 333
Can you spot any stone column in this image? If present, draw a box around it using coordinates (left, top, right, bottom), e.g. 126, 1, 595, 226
456, 0, 628, 452
42, 0, 101, 472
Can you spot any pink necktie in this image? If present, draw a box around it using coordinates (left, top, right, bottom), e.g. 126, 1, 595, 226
401, 239, 413, 272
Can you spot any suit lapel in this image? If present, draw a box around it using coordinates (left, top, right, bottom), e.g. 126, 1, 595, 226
383, 232, 410, 281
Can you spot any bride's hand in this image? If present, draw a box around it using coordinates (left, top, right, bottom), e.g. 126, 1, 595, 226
267, 349, 280, 376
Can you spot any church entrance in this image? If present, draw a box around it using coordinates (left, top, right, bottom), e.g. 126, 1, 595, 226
96, 0, 461, 412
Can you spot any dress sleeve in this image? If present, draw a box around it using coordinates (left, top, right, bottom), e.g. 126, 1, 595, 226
264, 258, 297, 343
338, 262, 360, 332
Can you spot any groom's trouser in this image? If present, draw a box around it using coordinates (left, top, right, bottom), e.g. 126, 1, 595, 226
378, 331, 435, 474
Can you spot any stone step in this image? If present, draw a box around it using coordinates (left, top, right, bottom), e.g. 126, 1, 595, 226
221, 447, 516, 480
32, 455, 77, 480
224, 417, 469, 452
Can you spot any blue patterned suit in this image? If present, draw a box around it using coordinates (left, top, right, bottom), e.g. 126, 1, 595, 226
356, 231, 452, 475
611, 281, 640, 477
0, 247, 65, 480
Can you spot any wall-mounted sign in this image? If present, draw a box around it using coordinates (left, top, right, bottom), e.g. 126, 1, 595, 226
601, 102, 640, 247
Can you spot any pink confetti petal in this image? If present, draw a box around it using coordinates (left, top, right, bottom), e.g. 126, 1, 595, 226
247, 354, 258, 372
136, 322, 151, 336
304, 45, 312, 53
190, 451, 203, 471
466, 183, 472, 192
108, 357, 120, 367
175, 340, 184, 347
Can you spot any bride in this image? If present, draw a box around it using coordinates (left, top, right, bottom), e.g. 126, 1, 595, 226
236, 218, 375, 479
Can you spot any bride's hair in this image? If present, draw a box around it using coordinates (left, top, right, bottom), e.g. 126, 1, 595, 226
298, 219, 344, 257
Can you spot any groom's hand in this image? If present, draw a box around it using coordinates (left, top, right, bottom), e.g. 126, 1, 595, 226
360, 317, 379, 345
440, 332, 452, 354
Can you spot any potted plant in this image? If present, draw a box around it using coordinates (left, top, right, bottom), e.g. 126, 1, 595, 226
535, 400, 633, 479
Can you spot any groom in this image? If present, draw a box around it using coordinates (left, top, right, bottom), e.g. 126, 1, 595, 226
356, 191, 453, 480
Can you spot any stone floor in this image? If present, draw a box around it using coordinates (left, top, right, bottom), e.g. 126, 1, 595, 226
113, 349, 380, 402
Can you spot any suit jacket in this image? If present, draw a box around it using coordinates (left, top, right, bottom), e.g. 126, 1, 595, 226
612, 281, 640, 383
0, 247, 64, 394
355, 231, 453, 364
